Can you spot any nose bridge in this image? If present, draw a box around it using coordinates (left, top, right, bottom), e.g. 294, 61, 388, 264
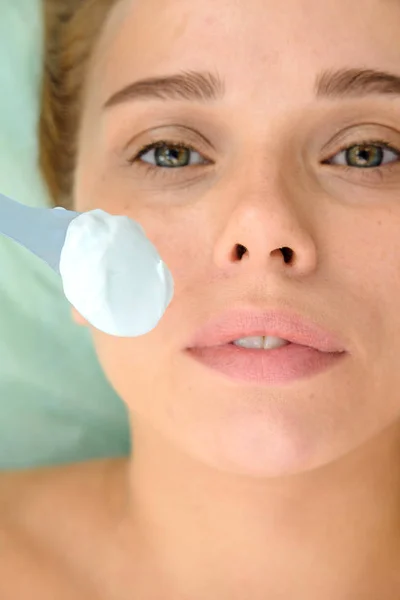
237, 154, 300, 223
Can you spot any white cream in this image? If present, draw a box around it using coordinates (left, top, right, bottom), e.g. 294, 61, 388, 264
59, 209, 174, 337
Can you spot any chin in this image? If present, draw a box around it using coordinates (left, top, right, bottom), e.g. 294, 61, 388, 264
167, 408, 359, 479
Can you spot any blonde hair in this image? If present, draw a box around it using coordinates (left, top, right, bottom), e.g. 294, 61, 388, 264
39, 0, 119, 208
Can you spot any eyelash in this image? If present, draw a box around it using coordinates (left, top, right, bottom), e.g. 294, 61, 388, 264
128, 137, 400, 180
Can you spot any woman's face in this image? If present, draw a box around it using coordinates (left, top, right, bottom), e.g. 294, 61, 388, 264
74, 0, 400, 476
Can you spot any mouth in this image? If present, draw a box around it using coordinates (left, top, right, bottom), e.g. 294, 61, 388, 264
185, 307, 347, 385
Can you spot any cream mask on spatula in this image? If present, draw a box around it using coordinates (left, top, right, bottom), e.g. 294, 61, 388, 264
0, 192, 174, 337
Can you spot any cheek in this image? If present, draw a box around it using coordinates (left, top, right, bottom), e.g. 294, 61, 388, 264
154, 226, 209, 288
92, 330, 170, 401
329, 208, 400, 365
75, 166, 212, 276
123, 206, 215, 297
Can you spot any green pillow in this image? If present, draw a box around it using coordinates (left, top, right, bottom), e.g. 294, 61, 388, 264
0, 0, 130, 469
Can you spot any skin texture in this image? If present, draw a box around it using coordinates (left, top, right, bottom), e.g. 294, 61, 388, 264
3, 0, 400, 597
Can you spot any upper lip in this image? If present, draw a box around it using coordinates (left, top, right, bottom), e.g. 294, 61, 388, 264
186, 308, 347, 353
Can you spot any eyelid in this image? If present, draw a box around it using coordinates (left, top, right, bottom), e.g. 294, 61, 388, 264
123, 122, 216, 153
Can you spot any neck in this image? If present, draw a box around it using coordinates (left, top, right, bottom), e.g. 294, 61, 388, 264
122, 419, 400, 599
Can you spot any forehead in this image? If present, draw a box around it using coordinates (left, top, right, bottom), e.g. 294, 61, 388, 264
90, 0, 400, 105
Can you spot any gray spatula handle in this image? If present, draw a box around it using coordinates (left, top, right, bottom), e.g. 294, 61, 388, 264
0, 192, 80, 274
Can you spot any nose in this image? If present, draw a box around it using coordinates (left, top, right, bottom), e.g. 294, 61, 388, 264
213, 162, 318, 278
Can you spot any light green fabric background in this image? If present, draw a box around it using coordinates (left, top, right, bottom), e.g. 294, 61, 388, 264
0, 0, 130, 469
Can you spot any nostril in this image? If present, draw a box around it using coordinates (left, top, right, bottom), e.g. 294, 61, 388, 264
281, 247, 293, 263
235, 244, 247, 260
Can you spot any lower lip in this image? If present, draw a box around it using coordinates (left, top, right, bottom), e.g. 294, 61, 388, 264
186, 343, 346, 385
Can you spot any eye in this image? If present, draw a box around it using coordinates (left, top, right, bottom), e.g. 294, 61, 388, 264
324, 140, 400, 169
135, 141, 209, 169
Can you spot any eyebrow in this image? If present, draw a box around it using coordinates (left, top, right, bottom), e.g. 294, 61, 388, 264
103, 67, 400, 109
103, 70, 224, 108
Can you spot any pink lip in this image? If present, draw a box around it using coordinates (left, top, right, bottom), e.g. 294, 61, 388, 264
186, 308, 347, 353
185, 308, 348, 385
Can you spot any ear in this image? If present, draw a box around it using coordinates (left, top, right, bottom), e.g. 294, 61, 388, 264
71, 306, 89, 327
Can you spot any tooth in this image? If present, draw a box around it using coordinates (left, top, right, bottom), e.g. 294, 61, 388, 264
233, 336, 290, 350
263, 336, 289, 349
234, 336, 264, 349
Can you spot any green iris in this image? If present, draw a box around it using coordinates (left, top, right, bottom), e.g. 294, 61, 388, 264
154, 144, 191, 168
346, 144, 383, 168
